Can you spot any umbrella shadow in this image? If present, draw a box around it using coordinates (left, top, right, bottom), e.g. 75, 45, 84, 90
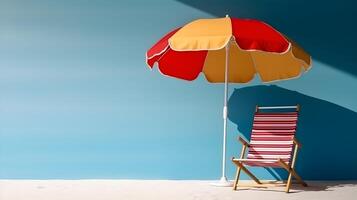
227, 85, 357, 180
175, 0, 357, 77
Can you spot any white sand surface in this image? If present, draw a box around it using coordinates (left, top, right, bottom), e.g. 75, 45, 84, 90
0, 180, 356, 200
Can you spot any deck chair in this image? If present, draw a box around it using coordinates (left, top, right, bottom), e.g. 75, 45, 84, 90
231, 105, 307, 193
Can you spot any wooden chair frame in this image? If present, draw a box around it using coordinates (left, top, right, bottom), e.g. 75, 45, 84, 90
231, 105, 307, 193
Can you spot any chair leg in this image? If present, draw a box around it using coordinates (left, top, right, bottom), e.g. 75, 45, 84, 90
233, 166, 242, 190
285, 171, 293, 193
291, 169, 308, 187
278, 160, 308, 190
235, 162, 261, 184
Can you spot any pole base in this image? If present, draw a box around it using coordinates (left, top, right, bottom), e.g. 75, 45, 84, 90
210, 176, 233, 187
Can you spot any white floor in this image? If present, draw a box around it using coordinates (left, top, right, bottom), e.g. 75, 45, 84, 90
0, 180, 356, 200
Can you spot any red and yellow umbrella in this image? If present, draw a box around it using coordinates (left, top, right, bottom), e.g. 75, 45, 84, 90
147, 16, 311, 82
146, 16, 311, 186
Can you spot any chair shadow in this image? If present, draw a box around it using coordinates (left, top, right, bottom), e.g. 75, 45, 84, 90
176, 0, 357, 77
235, 181, 357, 193
227, 85, 357, 181
234, 181, 357, 193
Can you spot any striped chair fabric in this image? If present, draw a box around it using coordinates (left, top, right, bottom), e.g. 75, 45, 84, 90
240, 111, 298, 167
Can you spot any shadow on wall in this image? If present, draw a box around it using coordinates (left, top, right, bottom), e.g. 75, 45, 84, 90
176, 0, 357, 77
228, 85, 357, 180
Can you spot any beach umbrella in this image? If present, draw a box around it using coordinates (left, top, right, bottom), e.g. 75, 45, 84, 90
145, 16, 311, 186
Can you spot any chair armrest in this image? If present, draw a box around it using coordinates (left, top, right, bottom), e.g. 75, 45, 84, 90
238, 136, 250, 147
293, 138, 302, 148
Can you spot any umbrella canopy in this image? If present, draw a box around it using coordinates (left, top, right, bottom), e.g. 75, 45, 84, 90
146, 16, 311, 186
147, 17, 311, 82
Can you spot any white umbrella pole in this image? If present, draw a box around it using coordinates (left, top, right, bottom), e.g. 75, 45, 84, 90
211, 41, 232, 187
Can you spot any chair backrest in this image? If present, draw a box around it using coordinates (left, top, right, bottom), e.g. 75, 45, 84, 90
247, 105, 299, 164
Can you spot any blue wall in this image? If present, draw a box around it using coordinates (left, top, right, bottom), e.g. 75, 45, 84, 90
0, 0, 356, 180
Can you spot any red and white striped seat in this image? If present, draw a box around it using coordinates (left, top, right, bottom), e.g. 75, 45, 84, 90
240, 112, 298, 167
